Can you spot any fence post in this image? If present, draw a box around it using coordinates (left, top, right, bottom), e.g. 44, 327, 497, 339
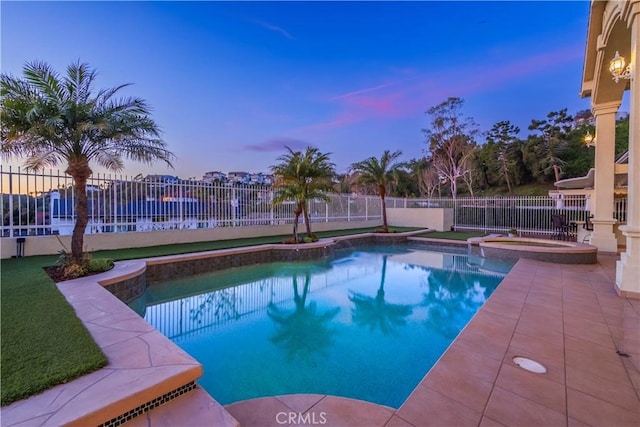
231, 187, 237, 227
8, 167, 14, 237
325, 201, 329, 222
484, 198, 489, 233
347, 196, 351, 222
270, 190, 275, 225
365, 197, 368, 220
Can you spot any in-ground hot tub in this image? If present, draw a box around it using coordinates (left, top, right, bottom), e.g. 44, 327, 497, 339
467, 236, 598, 264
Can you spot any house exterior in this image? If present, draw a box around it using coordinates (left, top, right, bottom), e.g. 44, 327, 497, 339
581, 0, 639, 298
143, 174, 180, 185
115, 199, 213, 232
227, 172, 250, 184
248, 173, 274, 186
49, 190, 106, 235
49, 191, 216, 235
202, 171, 227, 183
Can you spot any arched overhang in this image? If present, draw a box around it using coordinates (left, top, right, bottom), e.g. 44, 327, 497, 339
581, 1, 637, 105
580, 0, 639, 299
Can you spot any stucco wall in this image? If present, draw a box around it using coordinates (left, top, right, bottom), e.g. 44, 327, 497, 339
0, 220, 383, 258
387, 208, 453, 232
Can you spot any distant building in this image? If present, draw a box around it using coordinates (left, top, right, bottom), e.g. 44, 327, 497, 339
228, 171, 250, 184
143, 174, 179, 185
248, 173, 274, 186
49, 190, 105, 235
202, 171, 227, 183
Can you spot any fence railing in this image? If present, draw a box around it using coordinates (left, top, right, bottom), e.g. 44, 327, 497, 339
0, 166, 382, 237
386, 194, 627, 237
1, 166, 628, 238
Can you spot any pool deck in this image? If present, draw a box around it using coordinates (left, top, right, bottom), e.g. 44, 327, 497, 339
2, 251, 639, 426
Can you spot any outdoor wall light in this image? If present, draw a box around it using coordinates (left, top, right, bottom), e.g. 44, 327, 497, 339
609, 51, 632, 83
584, 131, 596, 147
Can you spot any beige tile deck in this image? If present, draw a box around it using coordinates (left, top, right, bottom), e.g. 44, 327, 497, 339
220, 254, 640, 427
0, 266, 221, 427
2, 250, 638, 427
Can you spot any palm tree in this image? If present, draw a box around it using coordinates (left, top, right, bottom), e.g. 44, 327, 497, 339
350, 150, 403, 233
271, 146, 335, 242
1, 61, 174, 263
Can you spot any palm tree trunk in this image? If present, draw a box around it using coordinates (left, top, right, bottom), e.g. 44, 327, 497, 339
303, 207, 312, 237
380, 185, 388, 233
293, 204, 302, 242
378, 255, 387, 295
66, 161, 92, 263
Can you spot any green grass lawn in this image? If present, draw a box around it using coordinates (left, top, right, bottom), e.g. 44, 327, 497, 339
0, 226, 421, 406
414, 230, 488, 240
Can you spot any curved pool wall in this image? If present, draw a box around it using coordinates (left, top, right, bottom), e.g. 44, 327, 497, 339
103, 230, 426, 304
467, 236, 598, 264
102, 232, 598, 305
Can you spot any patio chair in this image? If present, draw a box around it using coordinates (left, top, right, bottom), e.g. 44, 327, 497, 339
551, 214, 571, 240
581, 215, 594, 243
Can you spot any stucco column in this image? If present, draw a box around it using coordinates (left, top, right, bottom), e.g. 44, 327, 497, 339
616, 10, 640, 298
589, 102, 619, 253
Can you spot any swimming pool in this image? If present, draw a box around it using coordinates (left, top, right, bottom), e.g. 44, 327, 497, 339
130, 244, 513, 408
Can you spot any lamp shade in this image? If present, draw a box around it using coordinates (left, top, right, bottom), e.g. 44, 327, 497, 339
609, 51, 627, 79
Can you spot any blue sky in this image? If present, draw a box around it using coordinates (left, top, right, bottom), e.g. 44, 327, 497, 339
2, 1, 599, 178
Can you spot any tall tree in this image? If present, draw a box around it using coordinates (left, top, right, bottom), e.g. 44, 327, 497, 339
405, 158, 441, 198
422, 97, 478, 198
485, 121, 520, 195
1, 61, 174, 262
271, 146, 335, 241
350, 150, 403, 233
524, 109, 573, 183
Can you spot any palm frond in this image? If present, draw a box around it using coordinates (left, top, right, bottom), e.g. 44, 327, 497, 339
23, 61, 65, 104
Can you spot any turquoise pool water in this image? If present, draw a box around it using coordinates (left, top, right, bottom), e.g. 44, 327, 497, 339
130, 244, 513, 408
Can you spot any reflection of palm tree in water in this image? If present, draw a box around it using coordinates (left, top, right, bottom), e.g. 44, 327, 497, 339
349, 255, 413, 335
268, 270, 340, 364
421, 269, 489, 338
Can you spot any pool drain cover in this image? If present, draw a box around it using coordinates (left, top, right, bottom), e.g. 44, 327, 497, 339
512, 356, 547, 374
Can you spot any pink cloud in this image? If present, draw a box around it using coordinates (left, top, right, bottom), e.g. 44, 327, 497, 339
293, 44, 584, 134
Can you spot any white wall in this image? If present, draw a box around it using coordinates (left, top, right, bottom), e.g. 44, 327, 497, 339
1, 220, 383, 258
387, 208, 453, 231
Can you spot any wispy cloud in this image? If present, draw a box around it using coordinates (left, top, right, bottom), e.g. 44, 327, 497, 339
244, 137, 311, 152
330, 81, 401, 101
293, 44, 584, 134
254, 20, 294, 40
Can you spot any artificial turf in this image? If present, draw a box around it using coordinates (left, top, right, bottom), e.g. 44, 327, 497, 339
0, 225, 420, 406
0, 255, 108, 406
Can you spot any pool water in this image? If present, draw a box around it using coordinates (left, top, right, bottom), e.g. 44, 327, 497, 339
130, 244, 513, 408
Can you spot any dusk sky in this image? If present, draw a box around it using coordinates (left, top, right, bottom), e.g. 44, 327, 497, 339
1, 1, 608, 179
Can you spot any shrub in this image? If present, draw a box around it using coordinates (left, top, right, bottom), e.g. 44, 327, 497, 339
87, 258, 114, 273
63, 262, 88, 279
